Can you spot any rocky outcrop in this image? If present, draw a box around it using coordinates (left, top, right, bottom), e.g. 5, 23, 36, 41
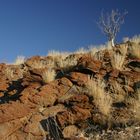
0, 43, 140, 139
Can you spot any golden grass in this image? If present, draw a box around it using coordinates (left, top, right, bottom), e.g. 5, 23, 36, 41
111, 52, 126, 70
42, 69, 56, 83
14, 56, 25, 65
123, 35, 140, 59
130, 35, 140, 44
48, 50, 70, 60
31, 59, 55, 69
57, 56, 78, 69
111, 81, 126, 102
74, 47, 88, 54
88, 46, 98, 57
31, 61, 47, 69
129, 43, 140, 59
86, 76, 112, 116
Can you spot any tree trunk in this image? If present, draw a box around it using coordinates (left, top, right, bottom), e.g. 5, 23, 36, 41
111, 38, 115, 47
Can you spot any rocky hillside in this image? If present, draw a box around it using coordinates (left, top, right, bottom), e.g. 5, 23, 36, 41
0, 40, 140, 140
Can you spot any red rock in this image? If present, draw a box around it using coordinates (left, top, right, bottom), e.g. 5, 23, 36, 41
0, 119, 23, 140
109, 69, 120, 78
57, 106, 91, 127
0, 81, 9, 91
41, 77, 73, 97
0, 101, 33, 123
24, 113, 44, 136
22, 71, 43, 86
99, 69, 107, 76
67, 137, 87, 140
68, 72, 88, 86
25, 77, 73, 107
30, 89, 57, 107
63, 125, 80, 138
0, 92, 4, 97
120, 71, 140, 84
42, 104, 66, 117
7, 130, 28, 140
77, 55, 102, 73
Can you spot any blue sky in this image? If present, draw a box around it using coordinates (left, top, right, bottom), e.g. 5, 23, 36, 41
0, 0, 139, 63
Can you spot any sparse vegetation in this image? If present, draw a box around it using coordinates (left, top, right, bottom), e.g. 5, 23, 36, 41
48, 50, 70, 60
14, 56, 25, 65
129, 43, 140, 59
1, 35, 140, 140
111, 47, 127, 70
123, 35, 140, 59
130, 35, 140, 44
86, 76, 112, 116
42, 69, 56, 83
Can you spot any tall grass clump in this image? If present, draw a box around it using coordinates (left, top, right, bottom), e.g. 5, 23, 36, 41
130, 35, 140, 44
42, 69, 56, 83
74, 47, 88, 54
111, 45, 127, 70
129, 43, 140, 59
123, 35, 140, 59
86, 76, 112, 116
14, 55, 25, 65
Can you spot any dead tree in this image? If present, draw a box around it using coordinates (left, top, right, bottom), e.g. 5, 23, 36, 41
98, 10, 127, 47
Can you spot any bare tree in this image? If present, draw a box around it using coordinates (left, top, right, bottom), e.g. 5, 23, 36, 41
98, 9, 128, 47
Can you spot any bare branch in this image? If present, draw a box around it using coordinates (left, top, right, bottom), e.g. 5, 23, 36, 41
98, 9, 127, 47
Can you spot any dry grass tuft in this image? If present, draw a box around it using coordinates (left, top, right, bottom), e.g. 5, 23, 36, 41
111, 81, 126, 102
111, 46, 127, 70
31, 59, 55, 69
88, 46, 98, 57
129, 43, 140, 59
74, 47, 88, 54
32, 61, 47, 69
14, 56, 25, 65
57, 56, 78, 70
48, 50, 70, 60
123, 35, 140, 59
42, 69, 56, 83
130, 35, 140, 44
111, 53, 125, 70
86, 76, 112, 116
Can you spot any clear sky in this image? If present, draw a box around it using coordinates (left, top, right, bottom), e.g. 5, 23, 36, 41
0, 0, 139, 63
